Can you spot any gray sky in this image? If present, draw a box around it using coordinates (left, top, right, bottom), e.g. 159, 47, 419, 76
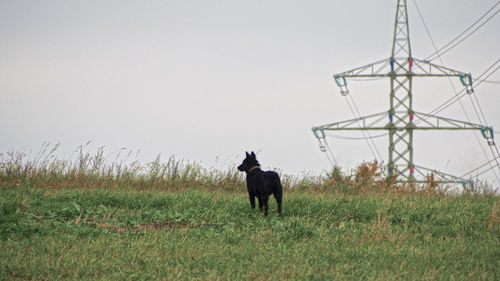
1, 0, 499, 185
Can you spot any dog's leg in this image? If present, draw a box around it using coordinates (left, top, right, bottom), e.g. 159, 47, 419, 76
275, 192, 282, 216
257, 196, 264, 212
262, 196, 269, 216
274, 180, 283, 215
249, 193, 256, 209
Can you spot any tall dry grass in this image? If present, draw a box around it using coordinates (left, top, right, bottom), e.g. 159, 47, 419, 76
0, 142, 243, 192
0, 142, 495, 196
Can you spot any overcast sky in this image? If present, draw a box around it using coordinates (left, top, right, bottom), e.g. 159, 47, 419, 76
1, 0, 499, 186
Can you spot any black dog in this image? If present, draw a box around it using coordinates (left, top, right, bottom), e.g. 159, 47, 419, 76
237, 152, 282, 216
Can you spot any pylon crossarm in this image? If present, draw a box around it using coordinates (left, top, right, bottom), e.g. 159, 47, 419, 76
313, 111, 490, 131
413, 112, 486, 130
334, 58, 471, 78
411, 58, 471, 78
334, 58, 389, 79
312, 112, 388, 131
332, 57, 473, 96
333, 58, 390, 95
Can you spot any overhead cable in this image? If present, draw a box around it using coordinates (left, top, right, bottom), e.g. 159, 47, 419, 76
344, 94, 383, 160
424, 60, 499, 117
424, 0, 500, 61
413, 1, 500, 183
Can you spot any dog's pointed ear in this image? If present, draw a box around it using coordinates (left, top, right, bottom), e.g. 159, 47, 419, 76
245, 151, 250, 158
250, 151, 256, 159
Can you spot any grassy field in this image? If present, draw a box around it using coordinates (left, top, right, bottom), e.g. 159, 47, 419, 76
1, 146, 499, 280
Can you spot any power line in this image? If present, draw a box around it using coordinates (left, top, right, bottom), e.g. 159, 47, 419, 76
413, 0, 477, 129
322, 142, 336, 168
461, 157, 497, 177
470, 87, 489, 126
463, 158, 500, 178
425, 61, 500, 183
418, 61, 500, 183
350, 95, 383, 160
413, 0, 440, 58
424, 0, 500, 61
424, 61, 499, 117
429, 9, 500, 61
323, 138, 338, 167
412, 1, 500, 184
343, 95, 383, 160
480, 80, 500, 85
315, 133, 338, 168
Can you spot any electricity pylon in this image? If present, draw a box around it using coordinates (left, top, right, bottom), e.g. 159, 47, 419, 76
312, 0, 495, 184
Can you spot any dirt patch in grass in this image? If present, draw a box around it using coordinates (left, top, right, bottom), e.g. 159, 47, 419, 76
94, 221, 202, 233
138, 221, 201, 231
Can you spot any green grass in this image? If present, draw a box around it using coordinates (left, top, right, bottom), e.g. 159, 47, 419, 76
1, 187, 499, 280
1, 145, 499, 280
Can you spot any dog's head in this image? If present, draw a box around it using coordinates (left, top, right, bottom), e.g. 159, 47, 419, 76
237, 151, 260, 173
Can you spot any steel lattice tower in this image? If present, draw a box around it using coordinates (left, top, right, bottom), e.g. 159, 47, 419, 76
312, 0, 495, 184
389, 0, 414, 180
